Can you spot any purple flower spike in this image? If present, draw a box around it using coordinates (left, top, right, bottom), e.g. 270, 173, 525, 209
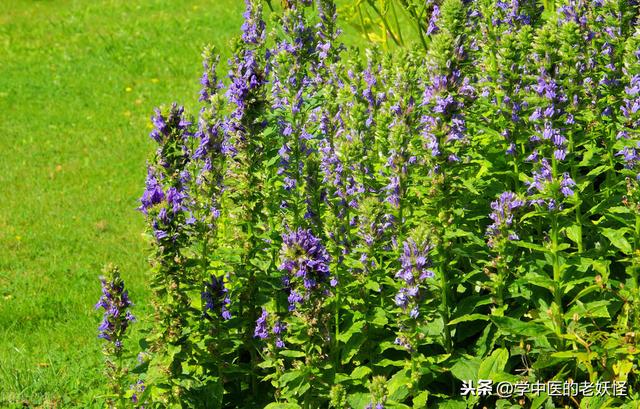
202, 274, 231, 321
486, 191, 524, 248
96, 265, 134, 352
394, 239, 434, 319
254, 308, 269, 339
279, 228, 332, 310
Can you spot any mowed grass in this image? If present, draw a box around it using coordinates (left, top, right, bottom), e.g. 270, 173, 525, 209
0, 1, 245, 406
0, 1, 411, 407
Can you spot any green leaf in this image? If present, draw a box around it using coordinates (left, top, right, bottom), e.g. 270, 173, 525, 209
338, 320, 366, 343
530, 393, 548, 409
601, 228, 633, 254
350, 366, 372, 380
491, 316, 553, 337
566, 300, 611, 319
263, 403, 303, 409
279, 350, 306, 358
370, 307, 388, 326
478, 348, 509, 379
341, 333, 366, 365
436, 400, 467, 409
450, 356, 481, 382
608, 206, 631, 214
412, 391, 429, 408
586, 164, 610, 177
565, 224, 582, 245
375, 358, 406, 368
388, 369, 411, 402
347, 392, 370, 409
513, 240, 548, 253
448, 314, 489, 325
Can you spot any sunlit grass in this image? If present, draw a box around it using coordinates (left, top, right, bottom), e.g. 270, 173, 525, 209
0, 1, 380, 406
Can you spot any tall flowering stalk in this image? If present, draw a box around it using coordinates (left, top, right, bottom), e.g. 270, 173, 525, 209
95, 264, 135, 409
485, 191, 524, 307
266, 4, 339, 405
220, 0, 273, 395
138, 102, 196, 404
417, 0, 476, 356
617, 41, 640, 333
269, 0, 324, 230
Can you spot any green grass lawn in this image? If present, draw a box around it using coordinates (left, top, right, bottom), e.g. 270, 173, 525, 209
0, 1, 246, 406
0, 1, 404, 407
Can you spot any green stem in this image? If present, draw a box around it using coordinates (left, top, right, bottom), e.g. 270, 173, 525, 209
550, 157, 565, 349
551, 212, 565, 349
439, 260, 453, 354
389, 0, 404, 46
633, 212, 640, 330
574, 190, 583, 253
367, 2, 402, 46
567, 131, 583, 253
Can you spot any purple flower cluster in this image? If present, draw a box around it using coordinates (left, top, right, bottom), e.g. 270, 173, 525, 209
202, 274, 231, 321
426, 5, 440, 35
493, 0, 532, 28
486, 191, 524, 248
420, 68, 471, 166
617, 53, 640, 177
199, 49, 224, 103
95, 267, 134, 351
241, 0, 265, 45
279, 228, 333, 310
616, 145, 640, 179
138, 167, 165, 215
394, 239, 435, 319
254, 308, 286, 348
149, 103, 192, 146
130, 380, 146, 406
528, 68, 569, 161
524, 157, 576, 206
138, 104, 197, 242
220, 0, 268, 158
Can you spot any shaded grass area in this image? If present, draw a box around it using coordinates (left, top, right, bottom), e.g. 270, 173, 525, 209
0, 1, 387, 406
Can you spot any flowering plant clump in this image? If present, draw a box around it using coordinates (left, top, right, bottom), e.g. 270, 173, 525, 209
95, 264, 135, 408
99, 0, 640, 407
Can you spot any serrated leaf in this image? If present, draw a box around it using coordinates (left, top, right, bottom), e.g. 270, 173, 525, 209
513, 240, 548, 253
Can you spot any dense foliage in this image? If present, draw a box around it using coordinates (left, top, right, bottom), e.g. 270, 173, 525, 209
99, 0, 640, 407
